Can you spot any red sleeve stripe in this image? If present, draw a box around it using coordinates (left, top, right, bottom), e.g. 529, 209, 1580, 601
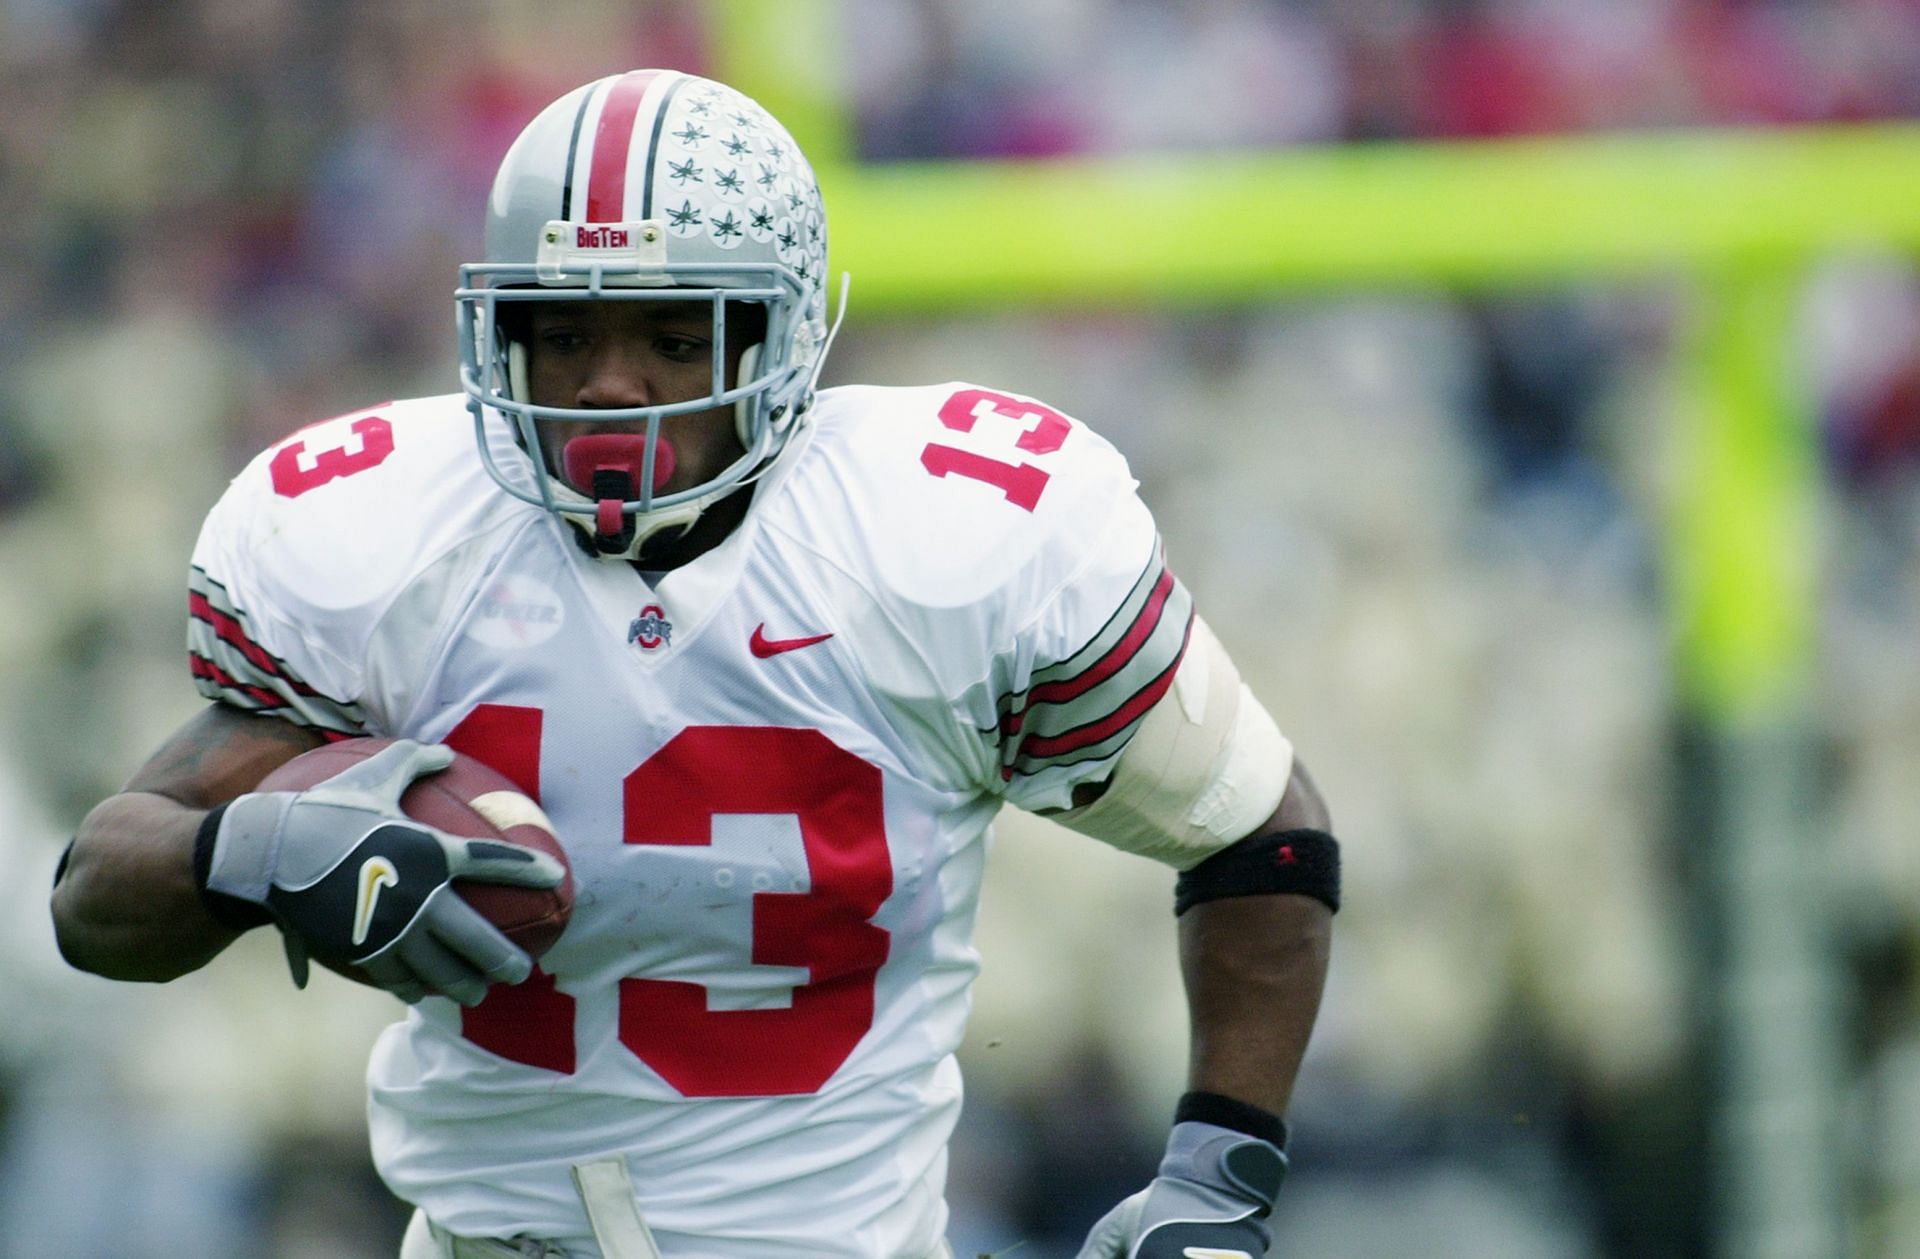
998, 566, 1178, 741
188, 567, 366, 735
1000, 612, 1193, 776
191, 655, 360, 740
188, 591, 319, 697
998, 556, 1190, 736
1019, 565, 1176, 710
1011, 546, 1166, 694
191, 653, 291, 710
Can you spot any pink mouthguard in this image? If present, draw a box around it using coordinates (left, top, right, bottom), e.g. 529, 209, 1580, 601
562, 434, 677, 537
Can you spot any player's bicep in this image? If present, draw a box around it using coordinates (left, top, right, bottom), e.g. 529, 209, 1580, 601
1051, 616, 1295, 869
1267, 753, 1330, 834
124, 703, 329, 809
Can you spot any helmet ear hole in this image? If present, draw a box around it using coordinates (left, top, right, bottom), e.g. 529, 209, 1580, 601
733, 342, 763, 446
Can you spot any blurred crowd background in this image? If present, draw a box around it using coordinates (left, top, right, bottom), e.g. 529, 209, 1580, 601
3, 1, 1920, 1256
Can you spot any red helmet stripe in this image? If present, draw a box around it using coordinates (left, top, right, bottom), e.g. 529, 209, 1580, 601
586, 70, 662, 223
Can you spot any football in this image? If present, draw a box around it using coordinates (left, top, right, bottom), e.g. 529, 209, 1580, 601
255, 737, 575, 962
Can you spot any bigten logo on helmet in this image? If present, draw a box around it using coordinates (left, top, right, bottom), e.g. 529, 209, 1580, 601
628, 605, 672, 652
574, 225, 629, 248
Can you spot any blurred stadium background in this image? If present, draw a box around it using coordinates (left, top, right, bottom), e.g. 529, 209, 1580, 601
3, 1, 1920, 1255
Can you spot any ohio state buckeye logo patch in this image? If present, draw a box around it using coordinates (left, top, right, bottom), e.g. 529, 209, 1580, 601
628, 604, 672, 652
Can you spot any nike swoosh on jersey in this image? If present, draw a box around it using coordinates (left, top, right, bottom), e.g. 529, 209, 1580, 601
749, 623, 834, 658
352, 856, 400, 947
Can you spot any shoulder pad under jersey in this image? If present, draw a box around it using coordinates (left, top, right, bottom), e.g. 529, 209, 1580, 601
188, 395, 537, 733
788, 382, 1149, 610
774, 384, 1191, 806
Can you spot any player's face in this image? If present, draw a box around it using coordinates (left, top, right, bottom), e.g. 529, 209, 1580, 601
523, 300, 749, 497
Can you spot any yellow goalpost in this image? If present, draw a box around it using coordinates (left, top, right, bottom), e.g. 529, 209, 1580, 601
719, 4, 1915, 1253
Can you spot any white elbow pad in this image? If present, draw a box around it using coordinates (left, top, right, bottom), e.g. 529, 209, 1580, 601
1055, 615, 1292, 869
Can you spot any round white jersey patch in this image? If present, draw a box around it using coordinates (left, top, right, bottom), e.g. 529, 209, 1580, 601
466, 575, 565, 648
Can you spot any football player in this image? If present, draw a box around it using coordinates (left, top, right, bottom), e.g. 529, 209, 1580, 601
51, 69, 1337, 1259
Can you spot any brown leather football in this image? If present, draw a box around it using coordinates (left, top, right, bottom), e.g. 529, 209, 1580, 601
256, 737, 574, 960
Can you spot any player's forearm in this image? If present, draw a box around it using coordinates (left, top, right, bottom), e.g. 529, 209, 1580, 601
54, 703, 325, 980
52, 792, 241, 981
1178, 754, 1334, 1118
1179, 891, 1332, 1117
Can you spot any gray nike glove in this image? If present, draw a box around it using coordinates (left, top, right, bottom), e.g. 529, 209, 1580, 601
1076, 1119, 1289, 1259
197, 739, 565, 1006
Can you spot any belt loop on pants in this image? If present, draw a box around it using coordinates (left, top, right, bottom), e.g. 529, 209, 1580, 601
402, 1197, 957, 1258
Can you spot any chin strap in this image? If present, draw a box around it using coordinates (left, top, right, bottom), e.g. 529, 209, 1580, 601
549, 478, 715, 559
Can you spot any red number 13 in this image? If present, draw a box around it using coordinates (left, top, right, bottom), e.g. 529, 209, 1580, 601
447, 708, 893, 1097
269, 414, 395, 498
920, 387, 1070, 511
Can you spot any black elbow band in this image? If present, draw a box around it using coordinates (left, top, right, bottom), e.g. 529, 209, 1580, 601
1175, 828, 1341, 916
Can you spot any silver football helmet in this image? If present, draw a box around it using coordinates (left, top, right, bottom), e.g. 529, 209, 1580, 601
457, 69, 834, 556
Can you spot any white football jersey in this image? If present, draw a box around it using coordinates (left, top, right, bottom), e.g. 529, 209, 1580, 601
187, 384, 1194, 1257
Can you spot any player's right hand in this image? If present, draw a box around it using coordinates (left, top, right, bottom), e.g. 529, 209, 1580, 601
1075, 1120, 1287, 1259
198, 739, 566, 1005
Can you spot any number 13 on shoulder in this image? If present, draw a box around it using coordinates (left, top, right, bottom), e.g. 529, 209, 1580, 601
919, 388, 1071, 512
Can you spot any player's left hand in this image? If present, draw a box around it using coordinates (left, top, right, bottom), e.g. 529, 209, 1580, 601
202, 739, 565, 1005
1074, 1120, 1288, 1259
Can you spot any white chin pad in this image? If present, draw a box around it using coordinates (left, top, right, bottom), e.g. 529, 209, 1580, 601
1055, 615, 1293, 869
734, 342, 763, 447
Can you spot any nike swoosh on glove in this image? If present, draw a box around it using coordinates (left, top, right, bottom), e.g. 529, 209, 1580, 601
1075, 1120, 1288, 1259
200, 740, 566, 1005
